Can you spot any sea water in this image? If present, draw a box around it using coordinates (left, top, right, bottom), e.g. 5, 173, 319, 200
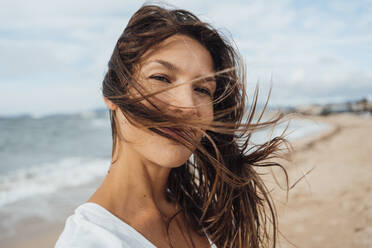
0, 111, 330, 208
0, 110, 330, 240
0, 111, 112, 207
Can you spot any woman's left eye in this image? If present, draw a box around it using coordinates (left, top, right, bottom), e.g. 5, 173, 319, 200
195, 87, 212, 96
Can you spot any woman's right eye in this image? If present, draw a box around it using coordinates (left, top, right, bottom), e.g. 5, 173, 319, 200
149, 75, 171, 84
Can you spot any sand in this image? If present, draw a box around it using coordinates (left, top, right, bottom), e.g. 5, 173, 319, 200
3, 113, 372, 248
2, 219, 64, 248
276, 113, 372, 248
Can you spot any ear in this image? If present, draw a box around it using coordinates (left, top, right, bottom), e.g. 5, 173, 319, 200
104, 97, 118, 111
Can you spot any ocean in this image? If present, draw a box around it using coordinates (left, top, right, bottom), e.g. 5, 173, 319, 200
0, 110, 330, 241
0, 110, 112, 207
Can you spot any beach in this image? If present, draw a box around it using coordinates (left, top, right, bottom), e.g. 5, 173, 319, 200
1, 113, 372, 247
276, 113, 372, 248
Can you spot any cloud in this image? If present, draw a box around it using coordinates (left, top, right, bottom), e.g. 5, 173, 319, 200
0, 81, 104, 116
0, 0, 371, 115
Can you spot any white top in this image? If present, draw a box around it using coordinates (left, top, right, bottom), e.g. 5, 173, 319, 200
55, 202, 215, 248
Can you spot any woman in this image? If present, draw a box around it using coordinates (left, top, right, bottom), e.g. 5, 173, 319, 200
56, 4, 287, 248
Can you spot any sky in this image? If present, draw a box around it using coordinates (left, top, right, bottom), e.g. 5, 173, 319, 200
0, 0, 371, 116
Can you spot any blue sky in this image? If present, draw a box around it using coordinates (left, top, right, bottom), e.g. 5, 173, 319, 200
0, 0, 371, 116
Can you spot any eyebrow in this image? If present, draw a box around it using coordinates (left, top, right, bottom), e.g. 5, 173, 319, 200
149, 59, 180, 72
201, 75, 216, 82
147, 59, 216, 84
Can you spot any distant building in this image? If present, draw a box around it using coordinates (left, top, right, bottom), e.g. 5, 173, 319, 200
293, 98, 372, 116
325, 103, 349, 114
295, 104, 324, 115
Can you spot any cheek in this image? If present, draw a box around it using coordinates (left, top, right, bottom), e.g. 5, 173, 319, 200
132, 131, 193, 168
116, 113, 193, 167
203, 102, 214, 122
115, 110, 152, 147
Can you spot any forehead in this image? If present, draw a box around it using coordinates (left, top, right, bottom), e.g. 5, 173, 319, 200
138, 34, 215, 75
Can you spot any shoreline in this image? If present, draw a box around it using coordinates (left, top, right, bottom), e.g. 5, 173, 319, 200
2, 113, 371, 248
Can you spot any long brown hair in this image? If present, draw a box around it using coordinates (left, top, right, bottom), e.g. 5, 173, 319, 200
102, 4, 288, 248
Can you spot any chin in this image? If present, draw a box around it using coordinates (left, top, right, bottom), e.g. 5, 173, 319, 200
128, 125, 200, 168
160, 153, 193, 168
150, 144, 194, 168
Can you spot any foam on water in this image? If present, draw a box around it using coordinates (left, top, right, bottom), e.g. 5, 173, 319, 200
0, 157, 109, 207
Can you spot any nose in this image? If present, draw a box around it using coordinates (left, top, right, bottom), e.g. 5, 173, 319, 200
167, 84, 200, 118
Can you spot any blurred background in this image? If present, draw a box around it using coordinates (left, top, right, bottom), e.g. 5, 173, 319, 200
0, 0, 371, 247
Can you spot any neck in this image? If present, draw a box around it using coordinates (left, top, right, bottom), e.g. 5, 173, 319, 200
88, 141, 175, 219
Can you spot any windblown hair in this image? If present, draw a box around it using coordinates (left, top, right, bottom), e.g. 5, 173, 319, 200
102, 4, 288, 248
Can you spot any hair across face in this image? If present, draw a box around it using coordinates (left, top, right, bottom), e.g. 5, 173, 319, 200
102, 4, 288, 248
102, 4, 244, 168
114, 34, 216, 168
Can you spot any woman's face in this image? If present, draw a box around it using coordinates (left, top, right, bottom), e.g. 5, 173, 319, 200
113, 34, 216, 168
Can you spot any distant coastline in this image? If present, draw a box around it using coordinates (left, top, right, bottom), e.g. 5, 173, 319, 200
282, 97, 372, 116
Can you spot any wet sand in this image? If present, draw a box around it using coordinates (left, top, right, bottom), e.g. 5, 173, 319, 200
3, 113, 372, 248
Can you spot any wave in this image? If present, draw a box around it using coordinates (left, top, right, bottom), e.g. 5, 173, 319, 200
0, 157, 109, 207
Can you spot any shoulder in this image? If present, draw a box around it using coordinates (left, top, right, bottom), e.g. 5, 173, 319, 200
55, 203, 122, 248
55, 203, 156, 248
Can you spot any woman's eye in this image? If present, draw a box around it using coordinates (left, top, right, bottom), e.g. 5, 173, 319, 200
149, 75, 171, 83
195, 87, 212, 96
